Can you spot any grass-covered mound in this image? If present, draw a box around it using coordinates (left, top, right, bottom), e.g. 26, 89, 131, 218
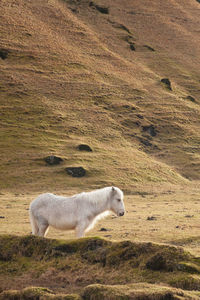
1, 284, 200, 300
0, 287, 81, 300
0, 235, 191, 269
1, 235, 200, 299
83, 283, 200, 300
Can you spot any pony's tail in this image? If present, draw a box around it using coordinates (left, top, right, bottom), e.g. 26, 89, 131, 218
29, 206, 38, 235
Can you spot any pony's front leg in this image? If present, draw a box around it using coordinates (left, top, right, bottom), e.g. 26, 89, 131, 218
75, 219, 90, 238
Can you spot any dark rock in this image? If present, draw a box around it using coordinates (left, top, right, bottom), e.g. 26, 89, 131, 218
0, 216, 5, 219
66, 167, 86, 177
142, 125, 157, 137
137, 114, 144, 119
112, 23, 131, 34
134, 121, 140, 126
129, 43, 136, 51
161, 78, 172, 90
70, 7, 78, 13
99, 228, 108, 232
44, 156, 63, 165
139, 138, 152, 147
122, 104, 136, 110
0, 49, 9, 60
109, 20, 130, 33
143, 45, 155, 51
89, 2, 109, 14
147, 216, 157, 221
186, 95, 196, 102
78, 144, 93, 152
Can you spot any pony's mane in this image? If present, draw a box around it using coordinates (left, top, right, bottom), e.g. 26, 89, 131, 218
73, 187, 111, 203
84, 187, 111, 203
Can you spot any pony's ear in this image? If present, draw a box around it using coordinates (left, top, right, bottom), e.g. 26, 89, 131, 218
111, 186, 116, 193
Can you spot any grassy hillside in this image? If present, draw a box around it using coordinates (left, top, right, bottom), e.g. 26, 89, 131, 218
1, 2, 200, 298
0, 0, 200, 192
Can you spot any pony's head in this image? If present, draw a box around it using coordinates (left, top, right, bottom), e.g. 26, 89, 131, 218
109, 187, 125, 217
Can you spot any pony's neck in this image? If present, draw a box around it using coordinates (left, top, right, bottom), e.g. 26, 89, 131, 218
89, 191, 110, 217
95, 200, 109, 216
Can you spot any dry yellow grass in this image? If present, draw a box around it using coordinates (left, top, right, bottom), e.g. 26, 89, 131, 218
1, 182, 200, 256
0, 0, 200, 297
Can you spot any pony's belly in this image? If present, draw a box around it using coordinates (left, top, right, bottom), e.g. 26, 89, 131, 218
50, 218, 77, 230
54, 224, 76, 230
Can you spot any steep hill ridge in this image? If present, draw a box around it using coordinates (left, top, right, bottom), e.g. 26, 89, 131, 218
0, 0, 200, 192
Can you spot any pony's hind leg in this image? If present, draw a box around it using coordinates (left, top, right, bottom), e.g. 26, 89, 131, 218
37, 216, 49, 237
38, 223, 49, 237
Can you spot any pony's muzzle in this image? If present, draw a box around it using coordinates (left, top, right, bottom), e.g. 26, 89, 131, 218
119, 211, 124, 216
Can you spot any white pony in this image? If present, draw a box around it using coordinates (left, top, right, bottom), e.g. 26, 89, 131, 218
29, 186, 125, 238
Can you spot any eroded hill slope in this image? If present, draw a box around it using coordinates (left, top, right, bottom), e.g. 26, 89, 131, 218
0, 0, 200, 192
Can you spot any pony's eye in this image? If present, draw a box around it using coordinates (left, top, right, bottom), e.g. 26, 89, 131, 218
117, 199, 121, 202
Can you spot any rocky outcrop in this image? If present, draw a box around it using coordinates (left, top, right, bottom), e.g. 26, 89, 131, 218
65, 167, 86, 177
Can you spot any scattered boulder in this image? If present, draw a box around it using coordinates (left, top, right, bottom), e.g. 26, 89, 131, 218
89, 2, 109, 14
143, 45, 155, 51
139, 138, 152, 147
142, 125, 157, 137
129, 43, 136, 51
44, 156, 63, 165
147, 216, 157, 221
161, 78, 172, 90
110, 22, 131, 34
137, 114, 144, 119
78, 144, 93, 152
66, 167, 86, 177
0, 49, 9, 60
122, 104, 136, 110
99, 228, 108, 232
